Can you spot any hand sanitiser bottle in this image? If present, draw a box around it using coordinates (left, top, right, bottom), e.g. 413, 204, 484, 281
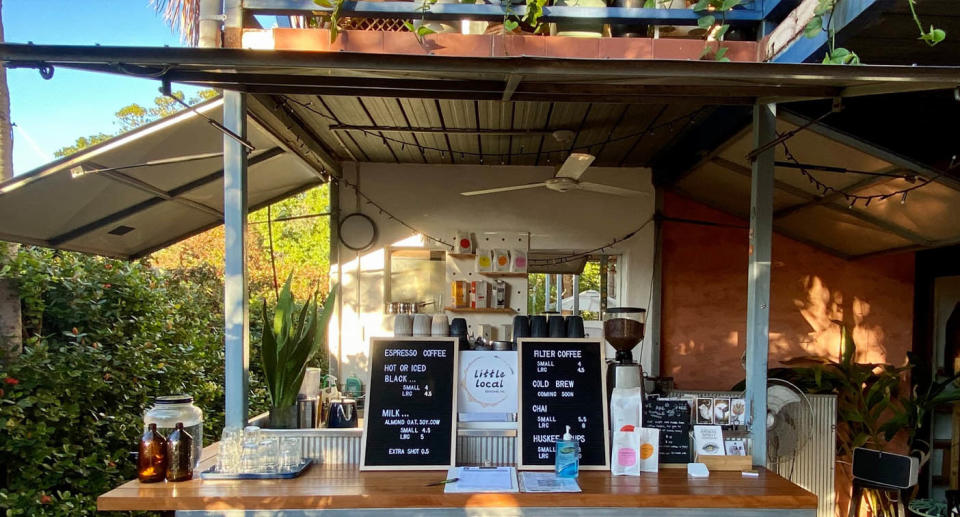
555, 425, 580, 478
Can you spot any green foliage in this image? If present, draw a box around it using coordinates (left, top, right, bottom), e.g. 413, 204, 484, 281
260, 274, 337, 409
0, 247, 230, 515
775, 325, 906, 456
693, 0, 740, 62
53, 134, 111, 158
314, 0, 345, 42
523, 0, 548, 33
805, 0, 943, 65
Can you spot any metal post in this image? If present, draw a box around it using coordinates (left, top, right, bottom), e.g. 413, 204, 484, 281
198, 0, 222, 48
223, 90, 249, 429
544, 274, 551, 313
329, 173, 342, 382
599, 255, 609, 318
746, 102, 775, 467
572, 274, 580, 315
648, 190, 665, 378
555, 274, 562, 313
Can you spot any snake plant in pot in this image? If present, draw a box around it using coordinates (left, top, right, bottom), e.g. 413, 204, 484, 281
261, 274, 337, 429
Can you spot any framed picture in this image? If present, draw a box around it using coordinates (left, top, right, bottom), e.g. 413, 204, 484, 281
730, 399, 746, 425
714, 398, 730, 425
696, 397, 714, 424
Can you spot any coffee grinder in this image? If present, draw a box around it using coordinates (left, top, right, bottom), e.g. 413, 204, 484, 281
604, 307, 647, 411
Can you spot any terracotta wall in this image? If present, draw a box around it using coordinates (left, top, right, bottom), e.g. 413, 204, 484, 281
660, 192, 915, 390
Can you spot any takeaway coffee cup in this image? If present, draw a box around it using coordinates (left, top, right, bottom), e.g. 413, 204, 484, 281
566, 316, 585, 338
548, 315, 566, 338
530, 315, 548, 338
413, 314, 432, 337
393, 314, 413, 336
513, 315, 531, 341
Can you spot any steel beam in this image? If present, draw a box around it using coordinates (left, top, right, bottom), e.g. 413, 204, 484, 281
247, 94, 342, 177
7, 44, 960, 86
746, 102, 776, 467
223, 90, 250, 429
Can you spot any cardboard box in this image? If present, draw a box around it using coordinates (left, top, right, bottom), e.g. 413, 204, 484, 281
470, 280, 489, 309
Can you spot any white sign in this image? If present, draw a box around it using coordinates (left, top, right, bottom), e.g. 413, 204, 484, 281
458, 351, 518, 421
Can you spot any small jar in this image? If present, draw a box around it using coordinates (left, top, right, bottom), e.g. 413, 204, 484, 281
144, 395, 203, 469
165, 422, 194, 482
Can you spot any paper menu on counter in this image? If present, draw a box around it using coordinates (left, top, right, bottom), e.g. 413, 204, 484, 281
519, 472, 582, 493
443, 467, 519, 493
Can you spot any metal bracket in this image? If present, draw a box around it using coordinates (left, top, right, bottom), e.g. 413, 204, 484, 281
160, 78, 255, 152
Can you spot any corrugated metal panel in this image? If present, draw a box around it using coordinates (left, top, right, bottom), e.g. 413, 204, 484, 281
674, 390, 836, 517
456, 434, 517, 465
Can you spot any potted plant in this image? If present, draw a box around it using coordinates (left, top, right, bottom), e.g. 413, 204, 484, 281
260, 274, 337, 429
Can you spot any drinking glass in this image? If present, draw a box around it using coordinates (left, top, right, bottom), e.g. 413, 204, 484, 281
217, 428, 243, 473
279, 437, 303, 471
258, 436, 280, 473
240, 441, 260, 473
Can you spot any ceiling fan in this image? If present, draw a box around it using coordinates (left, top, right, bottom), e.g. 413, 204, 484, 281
461, 129, 649, 198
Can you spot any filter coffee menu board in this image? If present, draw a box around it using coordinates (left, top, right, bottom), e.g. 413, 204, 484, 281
360, 337, 458, 471
518, 338, 609, 470
643, 398, 691, 464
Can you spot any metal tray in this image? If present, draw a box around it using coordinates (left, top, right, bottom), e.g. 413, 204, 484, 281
199, 460, 312, 480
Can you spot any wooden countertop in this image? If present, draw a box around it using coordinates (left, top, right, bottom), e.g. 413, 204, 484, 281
98, 450, 817, 512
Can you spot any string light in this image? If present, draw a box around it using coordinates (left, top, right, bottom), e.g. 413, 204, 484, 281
781, 140, 942, 208
529, 216, 654, 266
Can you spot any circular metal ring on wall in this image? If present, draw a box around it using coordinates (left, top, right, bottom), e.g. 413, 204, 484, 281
339, 212, 378, 251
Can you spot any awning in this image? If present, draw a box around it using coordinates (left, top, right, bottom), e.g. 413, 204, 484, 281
0, 97, 325, 259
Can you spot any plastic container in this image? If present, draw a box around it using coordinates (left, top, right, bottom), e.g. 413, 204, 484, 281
555, 425, 580, 478
144, 395, 203, 469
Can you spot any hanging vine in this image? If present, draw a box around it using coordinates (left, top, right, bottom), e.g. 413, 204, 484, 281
804, 0, 945, 64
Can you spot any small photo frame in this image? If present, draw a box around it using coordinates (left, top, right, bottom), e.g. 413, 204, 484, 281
725, 439, 747, 456
730, 399, 746, 426
696, 397, 714, 424
714, 398, 730, 425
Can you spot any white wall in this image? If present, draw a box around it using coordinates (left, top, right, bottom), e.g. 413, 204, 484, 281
329, 162, 656, 383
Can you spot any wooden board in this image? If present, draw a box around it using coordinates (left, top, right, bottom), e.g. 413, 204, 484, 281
98, 460, 818, 512
360, 337, 458, 471
517, 338, 609, 470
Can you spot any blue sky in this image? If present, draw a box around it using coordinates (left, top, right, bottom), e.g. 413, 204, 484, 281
5, 1, 206, 174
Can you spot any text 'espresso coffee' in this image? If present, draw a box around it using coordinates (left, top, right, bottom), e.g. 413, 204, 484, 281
518, 338, 609, 469
361, 337, 458, 470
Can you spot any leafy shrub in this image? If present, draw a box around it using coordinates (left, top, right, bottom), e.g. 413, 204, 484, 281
0, 247, 280, 516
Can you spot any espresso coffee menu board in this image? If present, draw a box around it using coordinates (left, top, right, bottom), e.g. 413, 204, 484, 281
643, 398, 691, 464
518, 338, 609, 470
361, 337, 458, 471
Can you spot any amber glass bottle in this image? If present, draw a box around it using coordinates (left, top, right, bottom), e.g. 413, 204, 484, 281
137, 423, 168, 483
165, 422, 194, 482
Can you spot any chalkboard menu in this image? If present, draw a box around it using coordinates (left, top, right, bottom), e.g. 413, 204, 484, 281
643, 398, 692, 464
361, 337, 458, 471
518, 338, 609, 470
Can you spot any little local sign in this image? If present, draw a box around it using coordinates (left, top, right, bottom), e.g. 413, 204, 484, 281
458, 351, 518, 421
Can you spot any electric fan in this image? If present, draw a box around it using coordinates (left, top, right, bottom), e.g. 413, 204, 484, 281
766, 378, 815, 464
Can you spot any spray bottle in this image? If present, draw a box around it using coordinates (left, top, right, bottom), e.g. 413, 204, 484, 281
555, 425, 580, 478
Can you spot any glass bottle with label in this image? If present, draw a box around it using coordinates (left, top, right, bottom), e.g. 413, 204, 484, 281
165, 422, 194, 482
137, 423, 167, 483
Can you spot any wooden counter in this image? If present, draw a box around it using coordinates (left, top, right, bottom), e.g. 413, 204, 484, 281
99, 450, 817, 515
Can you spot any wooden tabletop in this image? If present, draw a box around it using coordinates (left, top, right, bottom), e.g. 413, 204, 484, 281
98, 451, 817, 512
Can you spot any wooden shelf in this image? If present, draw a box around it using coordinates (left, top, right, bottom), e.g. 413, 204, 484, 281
447, 253, 476, 260
444, 307, 516, 314
480, 272, 528, 278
